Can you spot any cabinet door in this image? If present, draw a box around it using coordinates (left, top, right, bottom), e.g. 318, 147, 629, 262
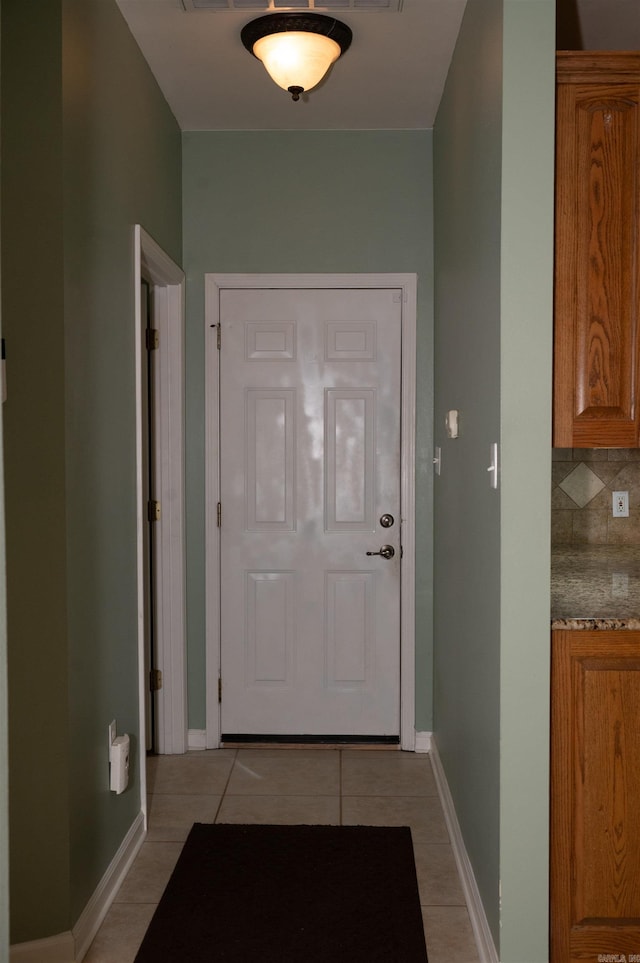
551, 629, 640, 961
554, 53, 640, 447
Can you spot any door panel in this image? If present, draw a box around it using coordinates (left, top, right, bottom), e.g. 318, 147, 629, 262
326, 571, 374, 686
325, 389, 375, 531
246, 571, 295, 685
246, 389, 296, 530
219, 287, 401, 737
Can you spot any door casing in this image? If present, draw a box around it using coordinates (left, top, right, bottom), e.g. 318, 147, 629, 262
134, 226, 187, 822
205, 273, 417, 750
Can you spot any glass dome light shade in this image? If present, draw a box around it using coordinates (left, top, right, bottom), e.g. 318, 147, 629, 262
252, 31, 341, 94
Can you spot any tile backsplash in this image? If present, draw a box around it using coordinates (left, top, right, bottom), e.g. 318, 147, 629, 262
552, 449, 640, 546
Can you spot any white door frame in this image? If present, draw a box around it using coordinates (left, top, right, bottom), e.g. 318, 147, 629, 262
205, 273, 417, 751
134, 225, 187, 809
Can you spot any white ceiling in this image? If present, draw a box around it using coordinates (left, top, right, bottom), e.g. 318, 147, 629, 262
115, 0, 640, 133
115, 0, 467, 130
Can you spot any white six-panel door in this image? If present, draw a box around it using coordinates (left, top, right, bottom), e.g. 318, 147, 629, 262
218, 287, 402, 738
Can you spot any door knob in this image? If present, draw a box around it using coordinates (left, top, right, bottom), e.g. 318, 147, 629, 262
366, 544, 395, 559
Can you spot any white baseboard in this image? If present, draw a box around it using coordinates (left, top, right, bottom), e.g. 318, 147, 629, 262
414, 730, 432, 753
187, 729, 207, 750
9, 813, 145, 963
72, 810, 146, 961
10, 932, 75, 963
429, 739, 499, 963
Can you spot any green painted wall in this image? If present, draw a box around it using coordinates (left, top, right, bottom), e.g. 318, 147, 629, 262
433, 0, 554, 957
63, 0, 181, 925
433, 0, 503, 942
1, 0, 181, 942
1, 2, 71, 941
499, 3, 554, 957
181, 130, 434, 732
0, 0, 556, 952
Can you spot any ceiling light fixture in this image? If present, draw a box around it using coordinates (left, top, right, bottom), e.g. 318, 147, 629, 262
241, 13, 353, 102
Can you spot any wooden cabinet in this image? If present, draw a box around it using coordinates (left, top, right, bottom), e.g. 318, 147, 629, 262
551, 629, 640, 961
554, 53, 640, 447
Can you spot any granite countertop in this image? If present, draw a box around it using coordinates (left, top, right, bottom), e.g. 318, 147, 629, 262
551, 546, 640, 629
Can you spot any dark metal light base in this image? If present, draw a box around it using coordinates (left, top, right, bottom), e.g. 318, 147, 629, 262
241, 13, 353, 58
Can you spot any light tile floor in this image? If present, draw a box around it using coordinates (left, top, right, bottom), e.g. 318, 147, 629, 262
84, 749, 480, 963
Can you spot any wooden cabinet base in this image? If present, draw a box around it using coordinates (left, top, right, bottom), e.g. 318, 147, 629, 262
551, 630, 640, 961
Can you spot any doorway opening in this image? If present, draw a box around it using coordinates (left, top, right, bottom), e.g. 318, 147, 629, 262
134, 226, 187, 820
141, 277, 158, 752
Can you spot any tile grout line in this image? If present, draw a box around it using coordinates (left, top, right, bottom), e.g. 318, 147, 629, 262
213, 748, 238, 822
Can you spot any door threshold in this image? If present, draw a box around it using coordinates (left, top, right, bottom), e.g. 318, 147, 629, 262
221, 734, 400, 750
222, 742, 401, 751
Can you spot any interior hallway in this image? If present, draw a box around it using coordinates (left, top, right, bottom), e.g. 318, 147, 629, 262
84, 748, 480, 962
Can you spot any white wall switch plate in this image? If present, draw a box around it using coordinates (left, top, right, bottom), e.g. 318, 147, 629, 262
108, 720, 117, 757
488, 442, 499, 490
445, 409, 459, 438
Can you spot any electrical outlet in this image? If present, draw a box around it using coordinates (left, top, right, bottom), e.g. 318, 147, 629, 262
612, 491, 629, 518
108, 719, 117, 752
612, 573, 629, 597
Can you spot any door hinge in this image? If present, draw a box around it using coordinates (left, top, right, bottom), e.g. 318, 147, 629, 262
150, 669, 162, 692
216, 324, 221, 350
148, 499, 161, 522
217, 501, 221, 527
218, 677, 222, 703
146, 328, 159, 351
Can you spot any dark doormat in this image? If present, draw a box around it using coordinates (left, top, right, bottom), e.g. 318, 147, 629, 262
134, 823, 428, 962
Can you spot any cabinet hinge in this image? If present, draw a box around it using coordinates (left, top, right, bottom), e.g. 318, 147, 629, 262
150, 669, 162, 692
217, 324, 221, 350
218, 677, 222, 703
148, 499, 161, 522
146, 328, 159, 351
217, 501, 222, 527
